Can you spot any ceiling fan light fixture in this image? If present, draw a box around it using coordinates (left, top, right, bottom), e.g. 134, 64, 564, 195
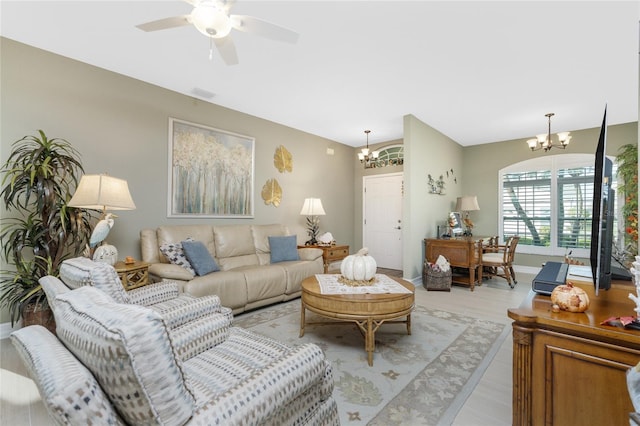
190, 4, 232, 38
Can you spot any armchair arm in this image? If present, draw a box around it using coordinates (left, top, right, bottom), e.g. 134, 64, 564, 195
170, 308, 233, 360
148, 263, 194, 282
11, 326, 124, 425
158, 295, 228, 330
298, 247, 323, 261
192, 343, 329, 424
127, 281, 180, 306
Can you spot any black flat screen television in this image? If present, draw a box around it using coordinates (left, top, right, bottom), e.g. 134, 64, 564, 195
590, 106, 614, 295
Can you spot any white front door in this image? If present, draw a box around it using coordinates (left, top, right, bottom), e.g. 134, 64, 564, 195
363, 173, 403, 270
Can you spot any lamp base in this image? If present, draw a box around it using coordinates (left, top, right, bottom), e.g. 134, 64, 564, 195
93, 244, 118, 266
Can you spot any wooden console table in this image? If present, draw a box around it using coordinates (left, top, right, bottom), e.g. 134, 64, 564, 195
424, 237, 484, 291
508, 278, 640, 426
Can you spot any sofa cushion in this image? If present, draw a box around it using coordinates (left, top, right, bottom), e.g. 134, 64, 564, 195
241, 265, 287, 303
184, 271, 249, 311
252, 224, 288, 254
11, 325, 123, 425
269, 235, 300, 263
182, 240, 220, 276
55, 286, 195, 426
157, 225, 215, 257
159, 239, 196, 275
213, 225, 256, 258
59, 257, 130, 304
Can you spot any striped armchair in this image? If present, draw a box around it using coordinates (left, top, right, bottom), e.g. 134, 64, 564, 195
11, 285, 338, 425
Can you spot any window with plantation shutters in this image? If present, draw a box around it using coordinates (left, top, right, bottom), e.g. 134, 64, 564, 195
498, 154, 618, 257
556, 166, 594, 250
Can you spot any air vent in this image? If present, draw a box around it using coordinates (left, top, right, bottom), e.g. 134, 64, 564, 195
190, 87, 216, 99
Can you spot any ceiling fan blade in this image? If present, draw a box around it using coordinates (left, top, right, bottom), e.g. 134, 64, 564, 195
136, 16, 191, 32
230, 15, 299, 44
214, 36, 239, 66
217, 0, 237, 13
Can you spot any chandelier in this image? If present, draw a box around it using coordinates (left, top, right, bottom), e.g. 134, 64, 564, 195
357, 130, 379, 168
526, 113, 571, 152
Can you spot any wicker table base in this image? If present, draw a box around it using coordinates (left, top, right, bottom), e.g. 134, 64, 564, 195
300, 275, 415, 366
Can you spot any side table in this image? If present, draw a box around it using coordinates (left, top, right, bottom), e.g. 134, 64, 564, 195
299, 244, 349, 273
113, 260, 150, 291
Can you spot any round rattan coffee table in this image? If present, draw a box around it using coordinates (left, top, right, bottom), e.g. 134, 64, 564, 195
300, 275, 415, 366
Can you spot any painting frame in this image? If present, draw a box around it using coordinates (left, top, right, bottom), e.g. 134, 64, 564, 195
450, 212, 463, 236
168, 117, 255, 218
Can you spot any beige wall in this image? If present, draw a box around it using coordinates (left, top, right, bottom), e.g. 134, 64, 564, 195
352, 137, 404, 250
0, 38, 356, 323
462, 121, 638, 268
403, 114, 464, 280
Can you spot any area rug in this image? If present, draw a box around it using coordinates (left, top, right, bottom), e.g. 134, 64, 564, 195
233, 300, 510, 425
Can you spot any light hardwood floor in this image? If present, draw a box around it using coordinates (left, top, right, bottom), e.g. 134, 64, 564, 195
0, 271, 534, 425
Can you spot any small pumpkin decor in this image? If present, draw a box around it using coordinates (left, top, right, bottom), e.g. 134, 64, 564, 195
550, 282, 590, 313
338, 248, 377, 286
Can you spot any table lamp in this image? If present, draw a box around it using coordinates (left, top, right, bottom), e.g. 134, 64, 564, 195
300, 198, 325, 245
456, 195, 480, 236
68, 174, 136, 264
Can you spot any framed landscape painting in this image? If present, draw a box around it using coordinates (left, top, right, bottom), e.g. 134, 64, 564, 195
168, 118, 255, 218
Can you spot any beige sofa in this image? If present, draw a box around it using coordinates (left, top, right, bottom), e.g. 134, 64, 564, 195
140, 224, 323, 313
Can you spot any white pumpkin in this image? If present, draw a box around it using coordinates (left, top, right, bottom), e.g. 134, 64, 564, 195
550, 282, 590, 313
93, 244, 118, 266
341, 248, 377, 281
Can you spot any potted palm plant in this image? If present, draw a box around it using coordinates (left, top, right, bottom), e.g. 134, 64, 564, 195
616, 143, 638, 261
0, 130, 93, 331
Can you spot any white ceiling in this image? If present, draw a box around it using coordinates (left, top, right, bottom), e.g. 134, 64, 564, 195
1, 0, 638, 147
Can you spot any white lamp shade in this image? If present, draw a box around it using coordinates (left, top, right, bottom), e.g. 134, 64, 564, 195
68, 174, 136, 211
300, 198, 326, 216
456, 195, 480, 212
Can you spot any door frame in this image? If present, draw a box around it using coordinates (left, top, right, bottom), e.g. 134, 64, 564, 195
362, 172, 404, 269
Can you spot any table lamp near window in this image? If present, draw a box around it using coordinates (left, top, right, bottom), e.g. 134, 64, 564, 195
300, 198, 325, 245
68, 174, 136, 264
456, 195, 480, 236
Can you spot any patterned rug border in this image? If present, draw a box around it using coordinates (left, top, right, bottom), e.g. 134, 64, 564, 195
233, 300, 509, 425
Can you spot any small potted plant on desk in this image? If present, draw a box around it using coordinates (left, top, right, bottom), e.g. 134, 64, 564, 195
0, 130, 93, 332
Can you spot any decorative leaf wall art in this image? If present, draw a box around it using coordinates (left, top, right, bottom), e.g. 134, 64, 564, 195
274, 145, 293, 173
261, 178, 282, 207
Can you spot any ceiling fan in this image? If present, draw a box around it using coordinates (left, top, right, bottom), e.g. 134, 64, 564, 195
136, 0, 299, 65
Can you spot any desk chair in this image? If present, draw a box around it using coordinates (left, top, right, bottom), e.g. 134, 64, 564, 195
482, 235, 520, 288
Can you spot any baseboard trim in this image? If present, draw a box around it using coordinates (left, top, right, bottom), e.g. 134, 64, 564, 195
0, 321, 20, 340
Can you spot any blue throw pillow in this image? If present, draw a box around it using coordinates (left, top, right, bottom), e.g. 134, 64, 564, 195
269, 235, 300, 263
182, 240, 220, 276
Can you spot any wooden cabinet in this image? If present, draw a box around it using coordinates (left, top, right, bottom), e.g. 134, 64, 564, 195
299, 244, 349, 273
424, 237, 484, 291
508, 279, 640, 425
